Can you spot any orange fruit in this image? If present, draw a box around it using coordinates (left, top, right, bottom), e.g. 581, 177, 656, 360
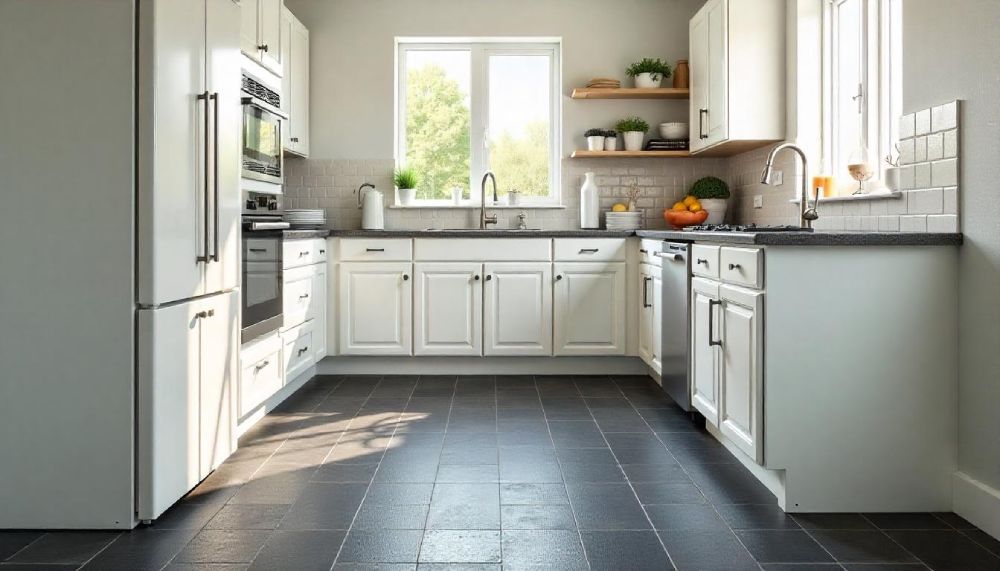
683, 195, 698, 206
671, 202, 687, 211
688, 202, 703, 212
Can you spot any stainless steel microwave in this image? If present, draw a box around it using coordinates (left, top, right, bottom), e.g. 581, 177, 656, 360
240, 71, 287, 186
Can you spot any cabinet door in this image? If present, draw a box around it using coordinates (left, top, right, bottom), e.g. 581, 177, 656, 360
691, 278, 721, 426
137, 0, 207, 306
197, 291, 238, 476
651, 272, 663, 375
258, 0, 283, 75
553, 262, 626, 356
205, 0, 241, 294
289, 17, 309, 155
706, 0, 729, 144
689, 3, 711, 152
414, 263, 482, 356
638, 264, 655, 365
340, 263, 412, 355
719, 285, 764, 463
239, 0, 259, 60
280, 9, 293, 149
313, 263, 328, 360
483, 263, 553, 356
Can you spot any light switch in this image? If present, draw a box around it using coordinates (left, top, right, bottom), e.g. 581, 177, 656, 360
770, 170, 783, 186
753, 195, 764, 209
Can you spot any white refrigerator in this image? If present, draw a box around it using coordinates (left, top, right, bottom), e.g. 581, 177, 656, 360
0, 0, 242, 528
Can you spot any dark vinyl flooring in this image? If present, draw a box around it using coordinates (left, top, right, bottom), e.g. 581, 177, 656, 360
3, 374, 999, 570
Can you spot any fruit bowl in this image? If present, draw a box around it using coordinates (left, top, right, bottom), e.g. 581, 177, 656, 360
664, 209, 709, 229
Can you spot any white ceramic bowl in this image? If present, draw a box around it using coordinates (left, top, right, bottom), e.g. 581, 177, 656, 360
659, 122, 690, 140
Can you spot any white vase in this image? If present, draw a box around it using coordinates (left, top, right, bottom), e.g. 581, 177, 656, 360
623, 131, 645, 152
884, 167, 901, 191
634, 72, 663, 88
586, 136, 605, 152
580, 172, 599, 229
398, 187, 416, 206
699, 198, 728, 225
604, 136, 618, 151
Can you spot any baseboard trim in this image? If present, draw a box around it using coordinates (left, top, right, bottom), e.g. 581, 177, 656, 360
316, 356, 649, 376
954, 471, 1000, 540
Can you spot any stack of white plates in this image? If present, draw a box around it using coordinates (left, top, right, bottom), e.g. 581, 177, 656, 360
284, 209, 327, 228
605, 211, 643, 231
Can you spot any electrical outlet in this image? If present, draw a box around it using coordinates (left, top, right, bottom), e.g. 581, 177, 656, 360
753, 195, 764, 209
771, 169, 784, 186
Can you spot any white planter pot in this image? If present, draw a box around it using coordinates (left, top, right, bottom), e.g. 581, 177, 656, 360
604, 136, 618, 151
699, 198, 729, 225
884, 167, 901, 191
586, 136, 605, 152
623, 131, 645, 152
634, 72, 663, 89
398, 187, 416, 206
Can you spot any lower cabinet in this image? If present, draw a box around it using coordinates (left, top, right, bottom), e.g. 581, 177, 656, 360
340, 262, 413, 355
553, 262, 626, 356
239, 333, 283, 417
484, 263, 552, 356
312, 263, 327, 360
282, 321, 315, 381
638, 263, 656, 366
413, 262, 483, 356
691, 277, 721, 425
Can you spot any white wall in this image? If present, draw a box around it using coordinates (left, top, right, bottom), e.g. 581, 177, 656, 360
903, 0, 1000, 536
284, 0, 704, 160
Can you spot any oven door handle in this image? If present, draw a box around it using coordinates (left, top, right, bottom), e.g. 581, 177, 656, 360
241, 95, 289, 120
248, 221, 291, 231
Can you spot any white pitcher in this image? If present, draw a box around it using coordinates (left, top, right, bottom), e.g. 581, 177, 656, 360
356, 183, 384, 230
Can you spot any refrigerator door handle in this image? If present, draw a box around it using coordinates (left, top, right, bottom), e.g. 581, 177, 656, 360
211, 92, 220, 262
197, 90, 211, 263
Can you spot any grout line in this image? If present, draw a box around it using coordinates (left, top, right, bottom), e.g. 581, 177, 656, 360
2, 533, 49, 564
857, 513, 934, 569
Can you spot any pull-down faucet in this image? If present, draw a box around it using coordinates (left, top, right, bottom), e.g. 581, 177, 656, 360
760, 143, 820, 228
480, 172, 499, 230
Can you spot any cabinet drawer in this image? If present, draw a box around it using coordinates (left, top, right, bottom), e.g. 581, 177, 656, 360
314, 239, 329, 263
691, 244, 720, 279
282, 265, 316, 330
239, 334, 283, 417
414, 238, 550, 262
245, 238, 279, 262
283, 239, 322, 269
283, 323, 315, 382
554, 238, 627, 262
340, 238, 413, 261
720, 247, 763, 288
639, 239, 663, 267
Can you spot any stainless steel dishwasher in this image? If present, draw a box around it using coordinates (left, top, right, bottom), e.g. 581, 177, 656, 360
658, 242, 693, 411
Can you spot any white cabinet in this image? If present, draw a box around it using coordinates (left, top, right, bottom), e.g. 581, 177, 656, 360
484, 263, 553, 356
718, 284, 764, 463
340, 262, 413, 355
313, 263, 328, 360
241, 0, 283, 76
691, 277, 721, 425
689, 0, 785, 155
282, 264, 316, 331
198, 292, 238, 474
239, 333, 283, 417
553, 262, 626, 356
282, 321, 315, 382
281, 7, 309, 157
638, 263, 656, 365
651, 270, 663, 374
414, 263, 483, 356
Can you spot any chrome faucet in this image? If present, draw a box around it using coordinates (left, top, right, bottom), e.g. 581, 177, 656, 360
480, 172, 499, 229
760, 143, 819, 228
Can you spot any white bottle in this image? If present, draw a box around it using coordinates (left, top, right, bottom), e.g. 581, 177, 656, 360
580, 172, 600, 229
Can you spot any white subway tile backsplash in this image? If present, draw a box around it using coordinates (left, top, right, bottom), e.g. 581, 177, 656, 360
900, 165, 915, 190
943, 129, 958, 158
932, 101, 958, 132
907, 188, 943, 214
913, 136, 928, 163
898, 138, 915, 165
932, 158, 958, 187
899, 215, 928, 233
915, 109, 931, 136
878, 216, 900, 232
914, 163, 932, 189
927, 214, 959, 233
900, 113, 915, 139
926, 133, 944, 161
943, 186, 958, 213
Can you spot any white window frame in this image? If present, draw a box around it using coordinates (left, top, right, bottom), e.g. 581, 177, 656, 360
822, 0, 902, 185
395, 38, 562, 206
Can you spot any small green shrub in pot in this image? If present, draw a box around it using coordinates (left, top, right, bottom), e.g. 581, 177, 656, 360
394, 167, 420, 206
616, 117, 650, 151
626, 58, 672, 88
603, 129, 619, 151
585, 128, 606, 151
690, 176, 730, 224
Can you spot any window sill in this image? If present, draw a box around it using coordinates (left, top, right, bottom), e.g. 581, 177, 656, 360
389, 203, 567, 210
790, 191, 903, 204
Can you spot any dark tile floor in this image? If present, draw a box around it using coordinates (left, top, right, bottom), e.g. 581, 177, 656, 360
2, 374, 998, 570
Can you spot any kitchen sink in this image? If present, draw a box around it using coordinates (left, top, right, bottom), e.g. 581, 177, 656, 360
423, 228, 543, 232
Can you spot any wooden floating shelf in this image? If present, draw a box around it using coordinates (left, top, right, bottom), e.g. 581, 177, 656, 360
570, 150, 691, 158
570, 87, 690, 100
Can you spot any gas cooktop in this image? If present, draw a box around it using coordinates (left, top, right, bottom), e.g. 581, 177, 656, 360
682, 224, 814, 233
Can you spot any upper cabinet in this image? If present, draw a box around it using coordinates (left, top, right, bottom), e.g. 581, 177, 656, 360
281, 7, 310, 156
689, 0, 785, 156
241, 0, 283, 76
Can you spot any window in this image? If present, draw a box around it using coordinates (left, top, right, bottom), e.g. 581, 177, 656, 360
824, 0, 902, 191
396, 40, 561, 205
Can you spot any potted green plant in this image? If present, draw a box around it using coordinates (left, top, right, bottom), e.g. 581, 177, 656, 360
626, 58, 672, 89
616, 117, 650, 152
585, 128, 606, 151
603, 129, 618, 151
690, 176, 731, 224
394, 167, 420, 206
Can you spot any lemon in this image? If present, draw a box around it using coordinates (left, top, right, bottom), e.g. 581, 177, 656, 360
688, 202, 703, 212
671, 202, 687, 212
611, 203, 627, 212
683, 195, 699, 206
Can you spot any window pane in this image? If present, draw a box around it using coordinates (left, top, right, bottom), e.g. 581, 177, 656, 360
405, 50, 471, 200
833, 0, 863, 186
487, 54, 551, 199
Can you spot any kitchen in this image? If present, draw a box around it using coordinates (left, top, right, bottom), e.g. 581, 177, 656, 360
1, 0, 998, 569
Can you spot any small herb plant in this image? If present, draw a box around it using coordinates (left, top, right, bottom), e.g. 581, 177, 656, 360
625, 58, 672, 78
603, 129, 617, 138
585, 128, 606, 138
616, 117, 650, 134
690, 176, 731, 200
393, 167, 419, 190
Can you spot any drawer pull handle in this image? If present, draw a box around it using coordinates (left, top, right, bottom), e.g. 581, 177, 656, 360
249, 248, 267, 253
291, 137, 300, 142
299, 293, 310, 300
319, 249, 326, 254
254, 360, 269, 372
579, 248, 599, 254
639, 249, 648, 254
728, 263, 742, 270
708, 299, 723, 347
366, 248, 385, 252
403, 274, 410, 281
696, 259, 708, 266
642, 277, 652, 308
298, 347, 309, 356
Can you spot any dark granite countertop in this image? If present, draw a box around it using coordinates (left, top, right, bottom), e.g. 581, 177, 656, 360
635, 230, 963, 246
284, 227, 962, 246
